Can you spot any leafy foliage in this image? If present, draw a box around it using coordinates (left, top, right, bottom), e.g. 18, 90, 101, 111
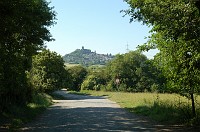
68, 65, 88, 91
0, 0, 56, 111
81, 66, 107, 91
28, 49, 70, 92
105, 51, 165, 92
123, 0, 200, 118
82, 51, 165, 92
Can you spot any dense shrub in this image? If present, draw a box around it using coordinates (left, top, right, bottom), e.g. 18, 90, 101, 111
0, 0, 56, 111
28, 50, 70, 92
104, 51, 165, 92
68, 65, 87, 91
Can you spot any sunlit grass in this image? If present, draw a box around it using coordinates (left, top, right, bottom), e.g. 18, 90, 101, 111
64, 63, 80, 67
80, 90, 200, 125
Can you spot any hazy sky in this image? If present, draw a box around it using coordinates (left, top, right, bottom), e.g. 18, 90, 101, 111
46, 0, 158, 58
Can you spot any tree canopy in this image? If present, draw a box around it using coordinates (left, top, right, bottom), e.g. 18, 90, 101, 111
28, 50, 69, 92
123, 0, 200, 117
0, 0, 56, 111
105, 51, 164, 92
68, 65, 88, 91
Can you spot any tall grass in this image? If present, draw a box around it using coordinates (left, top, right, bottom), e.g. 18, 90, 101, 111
80, 90, 200, 125
0, 93, 53, 130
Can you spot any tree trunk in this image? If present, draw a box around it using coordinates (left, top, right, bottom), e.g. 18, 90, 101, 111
190, 93, 196, 118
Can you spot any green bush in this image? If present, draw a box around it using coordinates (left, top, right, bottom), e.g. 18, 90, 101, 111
118, 83, 127, 91
104, 51, 165, 92
151, 83, 159, 93
106, 81, 115, 91
81, 75, 96, 90
99, 85, 107, 91
28, 50, 70, 93
30, 93, 53, 107
68, 65, 87, 91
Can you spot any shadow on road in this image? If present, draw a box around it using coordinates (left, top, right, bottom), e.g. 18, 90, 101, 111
52, 90, 107, 100
21, 91, 197, 132
22, 106, 159, 132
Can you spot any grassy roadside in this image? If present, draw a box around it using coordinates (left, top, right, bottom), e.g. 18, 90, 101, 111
0, 93, 53, 131
79, 90, 200, 125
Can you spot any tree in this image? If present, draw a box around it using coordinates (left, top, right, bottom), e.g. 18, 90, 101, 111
81, 75, 98, 91
68, 65, 88, 91
28, 49, 69, 92
105, 51, 161, 92
123, 0, 200, 118
81, 66, 107, 91
0, 0, 56, 111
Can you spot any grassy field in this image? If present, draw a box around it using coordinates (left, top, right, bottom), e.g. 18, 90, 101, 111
64, 63, 106, 68
65, 63, 80, 67
79, 90, 200, 125
64, 63, 80, 67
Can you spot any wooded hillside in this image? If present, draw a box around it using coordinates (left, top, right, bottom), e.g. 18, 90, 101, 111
63, 47, 114, 66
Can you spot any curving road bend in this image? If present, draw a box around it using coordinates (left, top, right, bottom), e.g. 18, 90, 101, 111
21, 90, 186, 132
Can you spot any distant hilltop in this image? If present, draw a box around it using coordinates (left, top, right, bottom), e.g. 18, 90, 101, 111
63, 46, 115, 66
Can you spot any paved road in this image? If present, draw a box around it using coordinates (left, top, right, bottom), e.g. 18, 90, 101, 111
21, 90, 186, 132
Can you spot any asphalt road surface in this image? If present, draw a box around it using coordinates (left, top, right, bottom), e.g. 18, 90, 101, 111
21, 90, 190, 132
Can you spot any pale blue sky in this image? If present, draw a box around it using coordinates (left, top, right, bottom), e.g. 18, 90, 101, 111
46, 0, 158, 58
